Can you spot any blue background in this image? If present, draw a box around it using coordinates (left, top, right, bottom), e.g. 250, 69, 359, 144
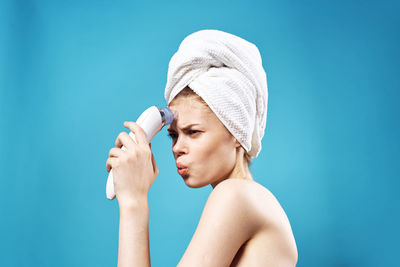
1, 0, 399, 266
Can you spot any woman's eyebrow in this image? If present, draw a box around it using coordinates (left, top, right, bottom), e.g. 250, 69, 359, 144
168, 123, 201, 132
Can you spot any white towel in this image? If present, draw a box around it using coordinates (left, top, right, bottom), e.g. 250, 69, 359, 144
164, 29, 268, 158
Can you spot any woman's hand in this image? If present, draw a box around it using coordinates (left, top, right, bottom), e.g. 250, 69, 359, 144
106, 121, 159, 208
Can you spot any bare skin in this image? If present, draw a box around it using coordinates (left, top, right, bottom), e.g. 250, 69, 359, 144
106, 95, 298, 266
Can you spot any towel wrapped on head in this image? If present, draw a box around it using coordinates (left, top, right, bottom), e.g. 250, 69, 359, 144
164, 29, 268, 158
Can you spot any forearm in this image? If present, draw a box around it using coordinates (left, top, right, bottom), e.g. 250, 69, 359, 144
118, 199, 150, 267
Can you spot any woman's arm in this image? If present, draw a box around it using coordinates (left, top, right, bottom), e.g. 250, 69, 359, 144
106, 122, 159, 267
118, 199, 150, 267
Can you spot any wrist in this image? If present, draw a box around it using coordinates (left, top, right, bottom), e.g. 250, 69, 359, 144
118, 196, 149, 212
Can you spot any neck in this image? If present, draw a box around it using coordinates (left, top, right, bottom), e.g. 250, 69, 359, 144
211, 148, 253, 189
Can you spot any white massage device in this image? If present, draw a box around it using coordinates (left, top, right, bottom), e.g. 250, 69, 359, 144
106, 106, 175, 200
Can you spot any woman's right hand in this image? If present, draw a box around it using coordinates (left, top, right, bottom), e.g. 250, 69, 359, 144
106, 122, 159, 207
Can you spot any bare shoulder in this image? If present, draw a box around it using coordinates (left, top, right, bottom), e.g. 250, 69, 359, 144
207, 178, 273, 233
177, 179, 269, 266
212, 178, 284, 226
178, 178, 297, 266
214, 178, 298, 266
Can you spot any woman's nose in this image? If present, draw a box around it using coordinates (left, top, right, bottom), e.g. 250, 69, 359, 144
172, 136, 187, 156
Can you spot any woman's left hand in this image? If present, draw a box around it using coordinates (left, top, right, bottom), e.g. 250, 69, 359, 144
106, 121, 159, 207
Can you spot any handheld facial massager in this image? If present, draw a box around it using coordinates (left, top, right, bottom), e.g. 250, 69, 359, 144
106, 106, 175, 200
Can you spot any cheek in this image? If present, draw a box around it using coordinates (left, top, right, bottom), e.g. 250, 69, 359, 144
194, 134, 237, 177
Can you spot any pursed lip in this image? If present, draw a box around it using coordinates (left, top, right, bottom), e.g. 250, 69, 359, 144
176, 162, 187, 169
176, 162, 189, 176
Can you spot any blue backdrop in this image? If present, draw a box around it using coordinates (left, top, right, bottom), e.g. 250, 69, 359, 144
1, 0, 399, 266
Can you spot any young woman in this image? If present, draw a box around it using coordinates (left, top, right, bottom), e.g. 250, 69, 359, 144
106, 30, 298, 266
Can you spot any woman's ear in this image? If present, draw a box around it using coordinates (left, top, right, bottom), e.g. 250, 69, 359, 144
233, 138, 241, 148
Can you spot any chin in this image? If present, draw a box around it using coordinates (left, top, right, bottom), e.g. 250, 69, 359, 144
183, 175, 210, 188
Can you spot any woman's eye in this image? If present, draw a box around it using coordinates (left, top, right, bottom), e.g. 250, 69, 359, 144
167, 133, 178, 139
189, 130, 200, 135
168, 130, 200, 139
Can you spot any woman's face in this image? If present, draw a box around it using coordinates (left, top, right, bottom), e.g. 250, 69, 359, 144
168, 96, 240, 188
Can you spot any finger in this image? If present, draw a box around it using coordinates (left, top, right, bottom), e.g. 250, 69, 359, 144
150, 149, 159, 175
115, 131, 136, 151
106, 157, 119, 172
109, 147, 124, 158
124, 121, 148, 145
